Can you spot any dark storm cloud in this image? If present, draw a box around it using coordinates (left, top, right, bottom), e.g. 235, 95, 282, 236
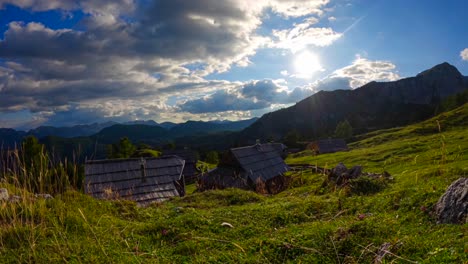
0, 21, 133, 62
242, 80, 285, 102
0, 0, 338, 128
131, 0, 262, 64
241, 79, 314, 104
0, 76, 153, 112
0, 0, 267, 117
312, 76, 352, 91
0, 0, 135, 14
40, 104, 161, 127
179, 80, 315, 114
179, 90, 269, 114
0, 0, 263, 71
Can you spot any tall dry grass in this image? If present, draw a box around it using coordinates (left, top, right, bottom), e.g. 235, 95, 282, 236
0, 143, 84, 260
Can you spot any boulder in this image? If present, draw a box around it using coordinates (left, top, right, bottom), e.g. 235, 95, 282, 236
329, 163, 349, 185
434, 178, 468, 224
330, 163, 347, 180
0, 188, 9, 201
327, 163, 392, 188
349, 165, 363, 179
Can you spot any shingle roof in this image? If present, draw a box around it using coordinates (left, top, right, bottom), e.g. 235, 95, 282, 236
269, 143, 288, 158
163, 149, 197, 162
85, 156, 184, 206
230, 143, 289, 182
314, 139, 348, 154
162, 149, 198, 181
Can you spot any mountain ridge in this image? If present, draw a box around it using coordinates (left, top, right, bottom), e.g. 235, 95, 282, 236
0, 117, 259, 149
1, 62, 467, 153
7, 118, 259, 139
239, 62, 468, 142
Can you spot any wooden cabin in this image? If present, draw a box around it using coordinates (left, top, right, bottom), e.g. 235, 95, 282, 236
268, 143, 288, 159
307, 139, 348, 154
84, 156, 185, 206
162, 149, 198, 183
199, 143, 289, 194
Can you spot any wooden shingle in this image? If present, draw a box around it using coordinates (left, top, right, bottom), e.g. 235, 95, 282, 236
85, 156, 185, 206
231, 143, 289, 182
162, 149, 198, 183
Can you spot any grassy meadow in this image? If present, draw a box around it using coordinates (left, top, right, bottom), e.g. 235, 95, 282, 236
1, 104, 468, 263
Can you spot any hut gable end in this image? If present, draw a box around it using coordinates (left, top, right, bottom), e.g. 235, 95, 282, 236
309, 139, 348, 154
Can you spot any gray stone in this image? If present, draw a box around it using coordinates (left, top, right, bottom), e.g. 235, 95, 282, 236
435, 178, 468, 224
0, 188, 9, 201
9, 195, 21, 203
330, 163, 348, 180
349, 165, 363, 179
336, 172, 350, 185
35, 193, 53, 200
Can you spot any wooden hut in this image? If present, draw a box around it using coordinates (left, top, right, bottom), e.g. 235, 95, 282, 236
85, 156, 185, 206
307, 139, 348, 154
162, 149, 198, 183
199, 143, 289, 193
268, 143, 288, 159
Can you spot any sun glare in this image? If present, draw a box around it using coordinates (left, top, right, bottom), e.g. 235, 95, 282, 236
294, 51, 323, 78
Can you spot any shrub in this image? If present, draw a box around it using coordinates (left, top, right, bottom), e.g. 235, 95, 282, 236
346, 176, 388, 196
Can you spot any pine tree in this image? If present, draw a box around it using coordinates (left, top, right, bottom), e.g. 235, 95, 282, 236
107, 137, 136, 158
334, 120, 353, 139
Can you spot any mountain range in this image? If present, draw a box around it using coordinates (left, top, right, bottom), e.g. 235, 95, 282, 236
0, 118, 259, 149
1, 62, 467, 159
238, 62, 468, 142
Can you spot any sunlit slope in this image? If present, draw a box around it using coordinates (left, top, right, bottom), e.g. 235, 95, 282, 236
1, 104, 467, 263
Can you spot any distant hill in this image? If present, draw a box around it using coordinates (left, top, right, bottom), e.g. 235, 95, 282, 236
158, 122, 178, 130
2, 63, 467, 157
18, 118, 258, 139
0, 128, 26, 149
29, 122, 118, 139
169, 118, 258, 137
239, 62, 468, 142
123, 120, 159, 126
93, 124, 169, 144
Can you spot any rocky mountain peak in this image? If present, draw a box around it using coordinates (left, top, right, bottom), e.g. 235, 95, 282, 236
416, 62, 462, 78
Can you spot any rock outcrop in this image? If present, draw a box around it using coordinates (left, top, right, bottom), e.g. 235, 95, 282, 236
239, 62, 468, 142
434, 178, 468, 224
328, 163, 391, 185
0, 188, 53, 203
0, 188, 9, 201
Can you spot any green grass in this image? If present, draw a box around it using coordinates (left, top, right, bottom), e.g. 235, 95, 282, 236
196, 160, 217, 173
1, 104, 468, 263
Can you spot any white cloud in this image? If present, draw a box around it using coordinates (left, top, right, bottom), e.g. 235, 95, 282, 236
268, 0, 330, 17
0, 0, 335, 128
461, 48, 468, 61
328, 56, 400, 88
272, 18, 342, 52
0, 0, 135, 15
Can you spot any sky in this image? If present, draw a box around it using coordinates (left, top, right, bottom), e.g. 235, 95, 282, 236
0, 0, 468, 130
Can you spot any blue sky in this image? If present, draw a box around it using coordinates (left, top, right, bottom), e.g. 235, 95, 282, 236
0, 0, 467, 129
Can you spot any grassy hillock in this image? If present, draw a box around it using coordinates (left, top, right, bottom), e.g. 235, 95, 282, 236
1, 104, 468, 263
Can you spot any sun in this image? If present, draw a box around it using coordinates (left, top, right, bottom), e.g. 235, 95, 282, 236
293, 51, 323, 78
